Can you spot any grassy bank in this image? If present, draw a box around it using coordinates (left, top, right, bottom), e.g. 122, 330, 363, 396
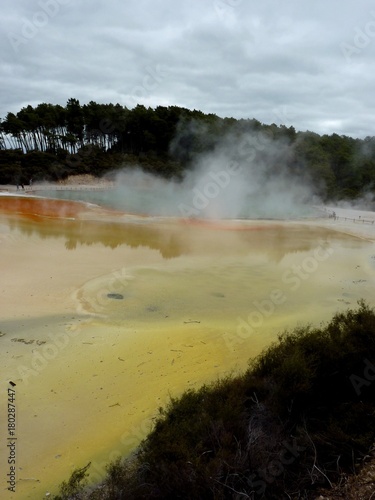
53, 301, 375, 499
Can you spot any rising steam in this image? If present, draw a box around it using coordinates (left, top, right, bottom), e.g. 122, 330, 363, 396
111, 126, 320, 219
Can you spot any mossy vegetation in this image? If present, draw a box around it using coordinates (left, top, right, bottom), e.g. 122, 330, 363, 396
54, 301, 375, 499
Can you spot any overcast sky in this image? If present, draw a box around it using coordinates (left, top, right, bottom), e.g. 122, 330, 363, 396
1, 0, 375, 138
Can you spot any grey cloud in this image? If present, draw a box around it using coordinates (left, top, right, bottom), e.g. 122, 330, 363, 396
1, 0, 375, 137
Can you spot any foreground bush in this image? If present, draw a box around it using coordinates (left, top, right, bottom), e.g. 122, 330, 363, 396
54, 301, 375, 499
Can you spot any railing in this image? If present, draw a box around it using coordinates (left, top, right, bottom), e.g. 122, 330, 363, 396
327, 214, 374, 224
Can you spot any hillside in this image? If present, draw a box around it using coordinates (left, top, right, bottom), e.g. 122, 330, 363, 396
1, 101, 375, 204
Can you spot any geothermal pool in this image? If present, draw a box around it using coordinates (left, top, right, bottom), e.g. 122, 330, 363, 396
1, 196, 375, 498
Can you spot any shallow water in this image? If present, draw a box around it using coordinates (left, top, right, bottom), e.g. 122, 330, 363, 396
35, 186, 320, 218
0, 197, 375, 498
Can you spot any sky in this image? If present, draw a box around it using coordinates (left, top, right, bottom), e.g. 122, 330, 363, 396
1, 0, 375, 138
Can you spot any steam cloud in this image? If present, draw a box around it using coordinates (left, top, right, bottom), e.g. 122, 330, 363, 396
111, 126, 320, 219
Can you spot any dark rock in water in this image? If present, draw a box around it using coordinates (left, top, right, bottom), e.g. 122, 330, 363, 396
107, 293, 124, 300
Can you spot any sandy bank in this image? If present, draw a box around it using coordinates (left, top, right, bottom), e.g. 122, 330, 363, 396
305, 206, 375, 241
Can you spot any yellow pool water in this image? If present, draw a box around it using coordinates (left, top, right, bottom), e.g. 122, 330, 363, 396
0, 197, 375, 498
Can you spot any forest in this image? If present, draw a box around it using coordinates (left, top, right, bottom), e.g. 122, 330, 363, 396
1, 98, 375, 203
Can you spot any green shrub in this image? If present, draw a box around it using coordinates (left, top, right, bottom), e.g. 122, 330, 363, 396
53, 462, 91, 499
55, 302, 375, 499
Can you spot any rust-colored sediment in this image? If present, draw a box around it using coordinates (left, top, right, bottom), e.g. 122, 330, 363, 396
0, 197, 280, 230
0, 196, 85, 220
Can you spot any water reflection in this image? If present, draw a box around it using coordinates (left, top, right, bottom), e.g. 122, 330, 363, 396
0, 196, 360, 262
2, 213, 185, 258
1, 211, 347, 261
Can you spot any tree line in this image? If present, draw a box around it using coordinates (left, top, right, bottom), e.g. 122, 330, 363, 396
1, 98, 375, 202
